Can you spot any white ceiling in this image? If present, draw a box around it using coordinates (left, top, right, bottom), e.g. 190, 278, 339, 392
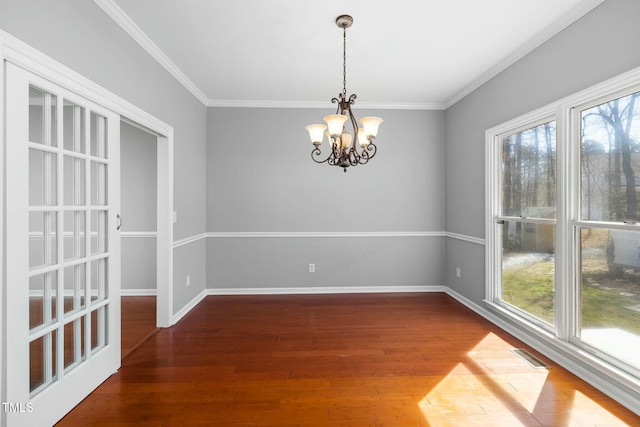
99, 0, 604, 109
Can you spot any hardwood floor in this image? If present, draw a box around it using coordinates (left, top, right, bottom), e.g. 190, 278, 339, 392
57, 293, 639, 426
121, 296, 158, 360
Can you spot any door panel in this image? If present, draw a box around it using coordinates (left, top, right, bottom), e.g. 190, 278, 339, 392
4, 62, 120, 427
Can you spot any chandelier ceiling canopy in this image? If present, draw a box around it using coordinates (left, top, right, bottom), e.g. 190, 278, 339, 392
305, 14, 383, 173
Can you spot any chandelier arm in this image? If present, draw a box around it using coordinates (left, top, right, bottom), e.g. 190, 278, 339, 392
345, 103, 359, 145
356, 147, 370, 164
359, 143, 377, 163
348, 150, 360, 166
311, 147, 332, 164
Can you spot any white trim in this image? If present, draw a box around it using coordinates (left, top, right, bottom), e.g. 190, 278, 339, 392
173, 231, 482, 245
173, 232, 207, 249
121, 231, 157, 238
444, 288, 640, 416
208, 285, 445, 296
93, 0, 208, 105
446, 232, 485, 245
0, 36, 5, 418
28, 289, 156, 298
29, 231, 157, 239
207, 231, 444, 239
171, 289, 207, 325
121, 289, 157, 296
445, 0, 605, 108
206, 99, 445, 110
156, 134, 173, 328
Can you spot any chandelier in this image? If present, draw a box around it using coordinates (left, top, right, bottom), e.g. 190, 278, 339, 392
305, 14, 383, 172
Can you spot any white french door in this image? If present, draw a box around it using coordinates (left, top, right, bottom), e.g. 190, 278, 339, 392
4, 62, 121, 427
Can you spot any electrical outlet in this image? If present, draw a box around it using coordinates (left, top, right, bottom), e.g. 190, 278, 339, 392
186, 274, 191, 287
173, 211, 178, 223
456, 267, 462, 279
308, 263, 315, 273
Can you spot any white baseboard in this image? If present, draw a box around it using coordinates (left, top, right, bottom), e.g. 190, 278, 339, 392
121, 289, 157, 296
171, 289, 207, 325
207, 285, 446, 296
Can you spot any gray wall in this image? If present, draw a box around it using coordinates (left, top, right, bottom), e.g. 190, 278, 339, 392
445, 0, 640, 303
207, 107, 445, 290
0, 0, 208, 315
120, 122, 156, 292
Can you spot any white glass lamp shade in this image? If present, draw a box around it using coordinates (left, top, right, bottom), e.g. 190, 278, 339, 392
359, 116, 383, 138
323, 114, 348, 137
341, 131, 353, 150
326, 131, 337, 147
305, 124, 327, 144
357, 128, 370, 147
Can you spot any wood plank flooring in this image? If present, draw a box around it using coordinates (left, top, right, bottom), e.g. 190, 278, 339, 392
57, 293, 639, 426
121, 296, 158, 359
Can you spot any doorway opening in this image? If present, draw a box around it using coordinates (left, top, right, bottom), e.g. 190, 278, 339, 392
120, 120, 160, 359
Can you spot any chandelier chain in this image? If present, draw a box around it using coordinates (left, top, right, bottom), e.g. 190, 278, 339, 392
342, 27, 347, 95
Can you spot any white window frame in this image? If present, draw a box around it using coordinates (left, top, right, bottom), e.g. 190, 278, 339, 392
569, 83, 640, 378
491, 113, 559, 333
486, 66, 640, 396
485, 105, 562, 335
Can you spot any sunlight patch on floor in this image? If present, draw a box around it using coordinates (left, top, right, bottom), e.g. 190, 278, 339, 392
417, 332, 637, 426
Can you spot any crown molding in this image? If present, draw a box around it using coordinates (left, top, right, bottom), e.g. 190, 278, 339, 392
206, 99, 446, 110
96, 0, 605, 112
444, 0, 606, 109
207, 231, 445, 238
94, 0, 209, 105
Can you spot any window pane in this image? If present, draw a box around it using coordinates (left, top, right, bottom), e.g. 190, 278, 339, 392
90, 161, 107, 206
29, 330, 57, 394
91, 307, 107, 352
64, 211, 86, 261
63, 317, 85, 370
29, 149, 57, 206
501, 121, 556, 217
64, 264, 86, 315
90, 258, 107, 303
29, 86, 57, 147
63, 100, 86, 153
501, 220, 555, 325
90, 210, 107, 254
579, 227, 640, 370
29, 211, 58, 269
581, 91, 640, 222
63, 155, 86, 206
29, 272, 58, 330
90, 112, 107, 159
